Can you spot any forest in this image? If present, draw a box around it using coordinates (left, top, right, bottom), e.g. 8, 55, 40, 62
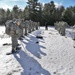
0, 0, 75, 26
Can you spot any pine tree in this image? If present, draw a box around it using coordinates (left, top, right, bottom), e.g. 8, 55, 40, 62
27, 0, 40, 21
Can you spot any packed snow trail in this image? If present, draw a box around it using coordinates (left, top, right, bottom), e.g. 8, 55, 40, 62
0, 26, 75, 75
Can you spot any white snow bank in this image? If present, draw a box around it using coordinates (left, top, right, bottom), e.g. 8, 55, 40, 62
0, 26, 75, 75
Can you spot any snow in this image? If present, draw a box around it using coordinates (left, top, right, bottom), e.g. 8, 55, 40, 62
0, 26, 75, 75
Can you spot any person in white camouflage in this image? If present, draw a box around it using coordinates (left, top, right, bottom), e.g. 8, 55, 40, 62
17, 19, 24, 40
54, 21, 66, 36
37, 22, 40, 29
5, 20, 21, 53
32, 21, 34, 31
24, 20, 29, 35
59, 21, 66, 36
72, 25, 75, 48
45, 22, 48, 30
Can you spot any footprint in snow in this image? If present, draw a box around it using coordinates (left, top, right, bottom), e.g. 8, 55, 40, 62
53, 67, 67, 75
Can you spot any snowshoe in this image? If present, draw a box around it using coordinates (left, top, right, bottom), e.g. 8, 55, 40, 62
6, 50, 18, 55
17, 44, 20, 46
3, 43, 11, 46
16, 47, 21, 50
21, 36, 25, 38
19, 37, 23, 40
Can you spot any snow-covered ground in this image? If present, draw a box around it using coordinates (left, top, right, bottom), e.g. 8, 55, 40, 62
0, 26, 75, 75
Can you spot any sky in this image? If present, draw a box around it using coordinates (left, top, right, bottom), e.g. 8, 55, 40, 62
0, 0, 75, 10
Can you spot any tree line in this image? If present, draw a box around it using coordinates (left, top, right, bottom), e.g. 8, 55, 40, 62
0, 0, 75, 26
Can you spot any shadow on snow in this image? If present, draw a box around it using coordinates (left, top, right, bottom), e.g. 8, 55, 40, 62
13, 49, 51, 75
21, 33, 46, 59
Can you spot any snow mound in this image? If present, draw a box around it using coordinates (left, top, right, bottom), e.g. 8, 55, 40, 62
0, 26, 75, 75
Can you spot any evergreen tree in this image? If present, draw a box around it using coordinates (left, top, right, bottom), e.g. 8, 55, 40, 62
6, 9, 11, 20
0, 8, 6, 24
23, 6, 30, 20
12, 5, 19, 18
62, 8, 73, 25
43, 1, 56, 25
27, 0, 40, 21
